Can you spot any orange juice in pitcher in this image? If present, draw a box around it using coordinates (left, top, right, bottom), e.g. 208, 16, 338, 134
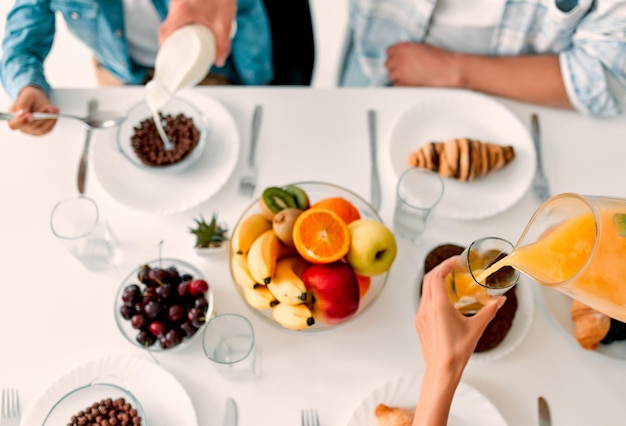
477, 194, 626, 321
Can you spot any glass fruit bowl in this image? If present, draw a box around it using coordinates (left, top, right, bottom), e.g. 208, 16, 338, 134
115, 258, 214, 352
43, 381, 146, 425
228, 181, 396, 333
116, 96, 210, 173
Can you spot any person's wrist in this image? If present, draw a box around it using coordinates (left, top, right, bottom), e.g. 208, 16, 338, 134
447, 52, 466, 88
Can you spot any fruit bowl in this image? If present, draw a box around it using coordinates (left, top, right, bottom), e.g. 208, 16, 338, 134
115, 258, 214, 352
228, 182, 396, 332
116, 96, 210, 173
43, 381, 146, 425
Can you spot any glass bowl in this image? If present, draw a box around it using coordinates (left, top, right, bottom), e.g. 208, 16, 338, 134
116, 96, 209, 173
115, 258, 214, 352
228, 181, 392, 332
43, 381, 146, 425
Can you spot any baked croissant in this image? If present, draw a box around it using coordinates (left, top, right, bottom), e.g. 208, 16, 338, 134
571, 299, 610, 350
409, 138, 515, 182
375, 403, 414, 426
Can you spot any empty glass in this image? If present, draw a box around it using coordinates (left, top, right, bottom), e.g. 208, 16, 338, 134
393, 168, 444, 243
50, 195, 117, 271
202, 313, 257, 380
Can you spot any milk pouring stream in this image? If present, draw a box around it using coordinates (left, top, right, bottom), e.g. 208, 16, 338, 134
145, 24, 217, 148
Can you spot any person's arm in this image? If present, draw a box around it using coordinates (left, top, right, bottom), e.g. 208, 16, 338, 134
0, 1, 59, 135
413, 256, 505, 426
385, 43, 571, 110
158, 0, 237, 67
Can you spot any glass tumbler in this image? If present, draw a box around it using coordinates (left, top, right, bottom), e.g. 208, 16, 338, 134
50, 195, 117, 271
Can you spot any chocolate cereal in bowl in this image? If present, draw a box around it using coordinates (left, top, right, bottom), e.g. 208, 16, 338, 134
116, 96, 209, 173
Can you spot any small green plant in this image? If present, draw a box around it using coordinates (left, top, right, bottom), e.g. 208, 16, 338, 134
189, 214, 228, 248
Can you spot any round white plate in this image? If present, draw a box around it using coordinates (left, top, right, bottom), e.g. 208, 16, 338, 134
346, 371, 507, 426
386, 90, 536, 220
22, 354, 197, 426
92, 91, 240, 215
414, 273, 534, 363
540, 287, 626, 359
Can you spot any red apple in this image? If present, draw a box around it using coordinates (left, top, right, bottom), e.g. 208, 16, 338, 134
301, 262, 360, 324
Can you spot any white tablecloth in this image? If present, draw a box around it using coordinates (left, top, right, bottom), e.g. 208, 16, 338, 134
1, 87, 625, 426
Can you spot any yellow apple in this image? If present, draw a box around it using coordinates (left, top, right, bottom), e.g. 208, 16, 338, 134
346, 219, 397, 276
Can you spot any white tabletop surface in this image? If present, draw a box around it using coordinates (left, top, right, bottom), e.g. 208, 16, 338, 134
1, 87, 626, 426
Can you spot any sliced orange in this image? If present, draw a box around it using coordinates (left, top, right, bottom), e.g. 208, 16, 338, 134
310, 197, 361, 225
293, 208, 350, 264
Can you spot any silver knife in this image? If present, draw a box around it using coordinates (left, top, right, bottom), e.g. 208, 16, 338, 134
367, 109, 382, 211
530, 114, 551, 203
77, 99, 98, 194
223, 397, 238, 426
538, 396, 551, 426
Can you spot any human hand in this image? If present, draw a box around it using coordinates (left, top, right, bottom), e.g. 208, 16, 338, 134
415, 256, 505, 379
8, 86, 59, 136
159, 0, 236, 67
386, 42, 461, 88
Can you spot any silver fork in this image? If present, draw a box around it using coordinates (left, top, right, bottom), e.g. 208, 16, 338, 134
1, 388, 20, 426
301, 408, 320, 426
238, 105, 263, 197
530, 114, 551, 203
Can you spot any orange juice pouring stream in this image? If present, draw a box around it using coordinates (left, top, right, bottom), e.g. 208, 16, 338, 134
477, 194, 626, 322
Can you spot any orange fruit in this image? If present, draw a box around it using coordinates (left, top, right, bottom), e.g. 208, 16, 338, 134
293, 209, 350, 264
310, 197, 361, 225
356, 274, 371, 299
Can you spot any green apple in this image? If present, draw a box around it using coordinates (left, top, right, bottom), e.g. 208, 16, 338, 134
346, 219, 397, 276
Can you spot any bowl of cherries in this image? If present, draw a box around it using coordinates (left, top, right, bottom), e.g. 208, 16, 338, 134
115, 258, 214, 352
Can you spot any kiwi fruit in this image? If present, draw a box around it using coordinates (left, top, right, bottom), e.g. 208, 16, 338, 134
284, 185, 310, 210
272, 208, 303, 247
260, 187, 298, 221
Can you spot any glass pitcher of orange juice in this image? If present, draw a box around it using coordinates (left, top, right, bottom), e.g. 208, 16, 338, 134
478, 193, 626, 321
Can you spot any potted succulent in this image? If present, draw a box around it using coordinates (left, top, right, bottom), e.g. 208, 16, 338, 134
189, 213, 228, 256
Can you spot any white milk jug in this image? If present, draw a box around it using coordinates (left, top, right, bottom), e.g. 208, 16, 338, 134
145, 24, 217, 110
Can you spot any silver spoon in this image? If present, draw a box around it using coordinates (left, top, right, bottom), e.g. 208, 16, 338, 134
0, 110, 126, 130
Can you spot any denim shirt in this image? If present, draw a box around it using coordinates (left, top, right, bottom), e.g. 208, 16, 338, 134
0, 0, 273, 100
349, 0, 626, 117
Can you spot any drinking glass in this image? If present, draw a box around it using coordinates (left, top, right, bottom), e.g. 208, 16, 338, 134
50, 195, 117, 271
393, 168, 444, 243
202, 313, 257, 380
447, 237, 519, 315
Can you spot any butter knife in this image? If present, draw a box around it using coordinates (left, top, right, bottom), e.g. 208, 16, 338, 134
538, 396, 551, 426
77, 99, 98, 194
367, 110, 382, 211
223, 397, 238, 426
531, 114, 551, 203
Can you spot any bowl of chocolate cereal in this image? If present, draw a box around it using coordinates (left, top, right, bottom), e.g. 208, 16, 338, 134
43, 381, 146, 425
116, 96, 209, 173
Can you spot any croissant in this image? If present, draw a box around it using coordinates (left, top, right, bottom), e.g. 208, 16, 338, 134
375, 403, 414, 426
571, 299, 610, 350
409, 138, 515, 182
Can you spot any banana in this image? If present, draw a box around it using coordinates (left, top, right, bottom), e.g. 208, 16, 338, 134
230, 253, 258, 290
272, 303, 315, 330
267, 256, 309, 304
231, 213, 272, 255
247, 229, 283, 284
243, 284, 279, 310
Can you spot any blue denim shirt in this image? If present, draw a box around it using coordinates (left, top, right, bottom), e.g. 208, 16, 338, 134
0, 0, 273, 100
349, 0, 626, 117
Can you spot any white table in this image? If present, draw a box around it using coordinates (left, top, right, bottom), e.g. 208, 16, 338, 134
1, 87, 626, 426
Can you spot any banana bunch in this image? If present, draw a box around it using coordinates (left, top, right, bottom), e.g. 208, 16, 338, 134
230, 222, 315, 330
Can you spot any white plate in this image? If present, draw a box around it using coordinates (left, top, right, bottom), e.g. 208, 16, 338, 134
22, 354, 198, 426
414, 274, 534, 363
92, 91, 240, 215
386, 90, 535, 219
346, 371, 507, 426
539, 287, 626, 359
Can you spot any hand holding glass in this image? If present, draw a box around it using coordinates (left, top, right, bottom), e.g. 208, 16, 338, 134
446, 237, 519, 315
